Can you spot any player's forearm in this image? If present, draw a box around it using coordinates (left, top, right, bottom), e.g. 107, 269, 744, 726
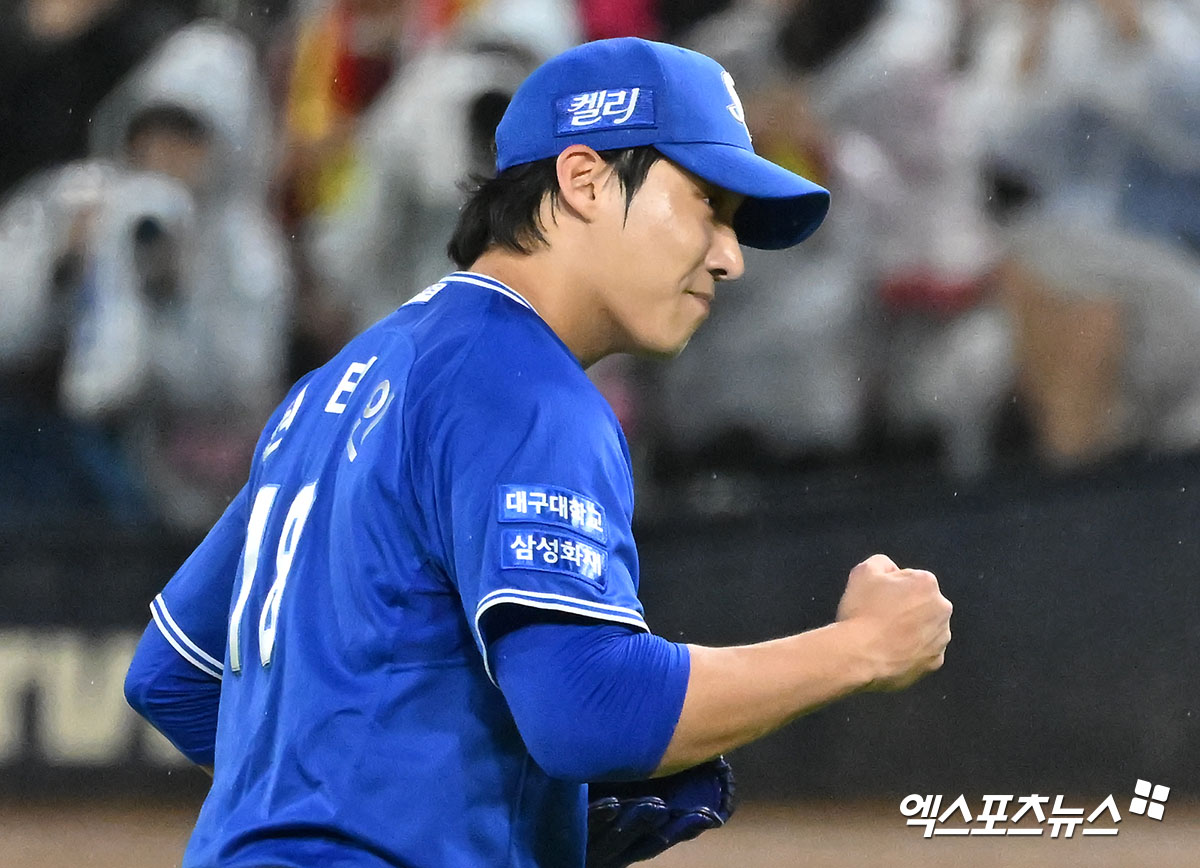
653, 622, 876, 776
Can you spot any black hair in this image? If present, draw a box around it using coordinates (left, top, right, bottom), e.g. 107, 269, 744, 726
124, 104, 211, 149
446, 146, 662, 269
466, 90, 514, 175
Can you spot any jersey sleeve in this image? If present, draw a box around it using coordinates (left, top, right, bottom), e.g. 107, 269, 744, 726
151, 484, 250, 680
419, 359, 648, 680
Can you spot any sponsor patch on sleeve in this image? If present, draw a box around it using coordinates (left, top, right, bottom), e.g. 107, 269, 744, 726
501, 530, 607, 588
498, 484, 607, 543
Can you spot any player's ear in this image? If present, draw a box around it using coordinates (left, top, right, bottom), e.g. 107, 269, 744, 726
554, 145, 613, 222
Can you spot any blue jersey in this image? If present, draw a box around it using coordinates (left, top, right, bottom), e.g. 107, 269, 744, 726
152, 272, 650, 867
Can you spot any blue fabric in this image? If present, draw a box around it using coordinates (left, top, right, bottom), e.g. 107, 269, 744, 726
124, 620, 220, 766
132, 273, 656, 868
493, 38, 829, 249
492, 619, 689, 783
122, 485, 250, 764
149, 484, 250, 680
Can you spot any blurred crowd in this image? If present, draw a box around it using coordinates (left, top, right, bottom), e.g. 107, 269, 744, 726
1, 0, 1198, 532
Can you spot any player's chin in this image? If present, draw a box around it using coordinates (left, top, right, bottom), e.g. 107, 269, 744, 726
635, 326, 701, 359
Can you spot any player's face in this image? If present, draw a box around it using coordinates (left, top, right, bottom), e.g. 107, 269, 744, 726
592, 159, 745, 357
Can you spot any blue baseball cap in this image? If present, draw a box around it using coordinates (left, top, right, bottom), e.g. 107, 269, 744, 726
494, 37, 830, 250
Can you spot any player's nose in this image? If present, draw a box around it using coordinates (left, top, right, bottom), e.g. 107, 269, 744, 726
707, 222, 744, 283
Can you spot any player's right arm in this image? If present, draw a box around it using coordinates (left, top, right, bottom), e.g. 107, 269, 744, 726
124, 484, 251, 766
653, 554, 952, 776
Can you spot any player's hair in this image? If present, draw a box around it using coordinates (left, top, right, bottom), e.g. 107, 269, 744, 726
446, 146, 662, 268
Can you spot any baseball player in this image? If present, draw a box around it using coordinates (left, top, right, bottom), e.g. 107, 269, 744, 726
124, 37, 952, 868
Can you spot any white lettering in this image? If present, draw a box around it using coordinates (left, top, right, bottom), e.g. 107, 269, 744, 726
722, 71, 746, 126
346, 380, 394, 462
325, 357, 378, 415
264, 385, 308, 459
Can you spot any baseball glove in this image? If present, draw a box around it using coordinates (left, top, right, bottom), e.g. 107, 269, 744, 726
585, 756, 736, 868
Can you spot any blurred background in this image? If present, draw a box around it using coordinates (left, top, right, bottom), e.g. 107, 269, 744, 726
1, 0, 1199, 865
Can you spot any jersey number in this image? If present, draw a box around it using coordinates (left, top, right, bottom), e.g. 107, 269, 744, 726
228, 482, 318, 672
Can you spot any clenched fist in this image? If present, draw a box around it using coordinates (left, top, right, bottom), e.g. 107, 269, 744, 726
835, 554, 953, 692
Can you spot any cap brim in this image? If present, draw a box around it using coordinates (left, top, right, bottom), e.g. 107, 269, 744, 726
655, 142, 830, 250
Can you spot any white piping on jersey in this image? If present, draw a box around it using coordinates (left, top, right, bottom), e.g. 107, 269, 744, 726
473, 588, 649, 686
151, 594, 223, 680
447, 271, 538, 314
477, 587, 647, 618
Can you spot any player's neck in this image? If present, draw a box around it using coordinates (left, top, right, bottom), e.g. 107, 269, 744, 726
467, 250, 622, 368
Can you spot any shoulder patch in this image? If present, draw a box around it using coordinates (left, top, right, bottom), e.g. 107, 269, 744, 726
501, 529, 607, 589
498, 484, 607, 543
